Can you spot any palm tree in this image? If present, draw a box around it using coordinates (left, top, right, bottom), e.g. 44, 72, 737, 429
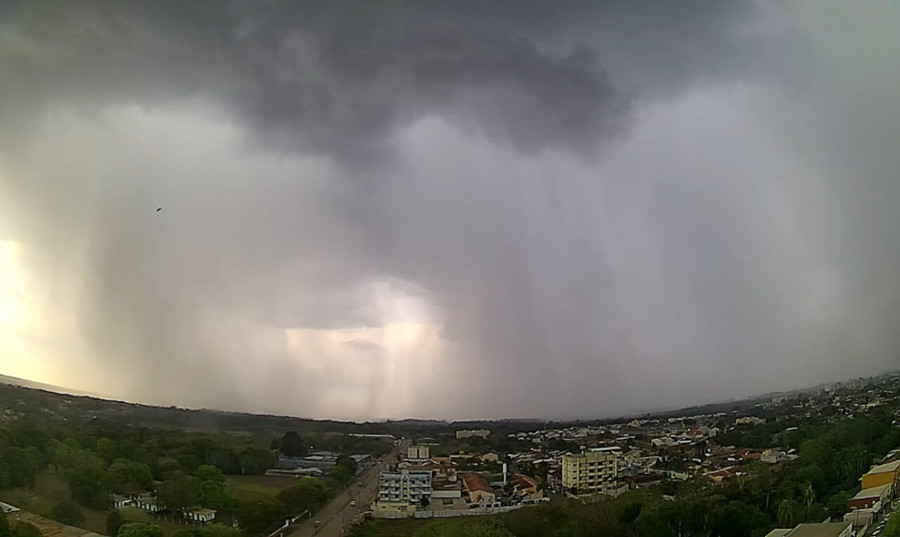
778, 499, 794, 528
803, 484, 816, 522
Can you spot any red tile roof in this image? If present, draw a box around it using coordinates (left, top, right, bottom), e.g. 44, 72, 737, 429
462, 473, 493, 493
510, 474, 538, 488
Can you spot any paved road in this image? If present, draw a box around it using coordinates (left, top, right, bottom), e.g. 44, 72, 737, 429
289, 441, 406, 537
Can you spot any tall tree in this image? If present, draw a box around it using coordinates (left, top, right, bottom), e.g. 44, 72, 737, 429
279, 432, 307, 457
67, 463, 110, 509
802, 483, 816, 522
195, 465, 235, 511
335, 455, 358, 474
237, 497, 286, 535
105, 461, 153, 495
198, 477, 237, 512
777, 499, 794, 528
277, 478, 330, 514
158, 472, 200, 511
329, 465, 353, 485
195, 465, 226, 485
241, 448, 277, 475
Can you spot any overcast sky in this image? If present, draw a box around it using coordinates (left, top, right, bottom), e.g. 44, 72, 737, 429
1, 1, 899, 421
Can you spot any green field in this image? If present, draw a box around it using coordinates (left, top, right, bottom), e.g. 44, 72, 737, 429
0, 474, 121, 535
227, 475, 300, 502
0, 474, 203, 537
348, 518, 430, 537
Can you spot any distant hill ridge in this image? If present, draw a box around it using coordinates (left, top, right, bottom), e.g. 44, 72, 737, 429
1, 370, 896, 431
0, 373, 101, 398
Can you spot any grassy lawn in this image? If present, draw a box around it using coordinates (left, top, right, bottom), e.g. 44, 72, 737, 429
0, 474, 69, 518
0, 474, 188, 537
0, 488, 54, 518
1, 474, 306, 536
0, 474, 109, 535
349, 519, 430, 537
227, 475, 299, 502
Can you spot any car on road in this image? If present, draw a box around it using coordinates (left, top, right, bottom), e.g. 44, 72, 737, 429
350, 500, 356, 507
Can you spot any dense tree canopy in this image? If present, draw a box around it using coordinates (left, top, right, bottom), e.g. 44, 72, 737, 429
195, 466, 238, 512
158, 472, 201, 511
0, 447, 37, 488
279, 432, 307, 458
105, 461, 154, 495
238, 497, 287, 535
67, 461, 110, 509
118, 523, 164, 537
277, 478, 331, 514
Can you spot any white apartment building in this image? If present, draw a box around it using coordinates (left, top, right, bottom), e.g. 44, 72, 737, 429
378, 470, 432, 506
407, 445, 431, 460
561, 447, 621, 497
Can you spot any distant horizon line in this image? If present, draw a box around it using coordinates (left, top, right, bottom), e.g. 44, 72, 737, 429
1, 368, 897, 425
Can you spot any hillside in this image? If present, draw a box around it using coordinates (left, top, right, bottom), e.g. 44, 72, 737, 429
0, 374, 101, 397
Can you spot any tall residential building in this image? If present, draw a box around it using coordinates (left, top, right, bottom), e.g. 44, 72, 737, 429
407, 445, 431, 460
456, 429, 490, 440
377, 470, 432, 507
561, 447, 621, 496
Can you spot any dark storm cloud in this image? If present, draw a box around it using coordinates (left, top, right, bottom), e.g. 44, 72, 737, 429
0, 0, 768, 160
3, 0, 895, 419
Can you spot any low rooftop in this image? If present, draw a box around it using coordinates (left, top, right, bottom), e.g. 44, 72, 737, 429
186, 508, 217, 515
851, 483, 891, 499
462, 473, 493, 493
865, 460, 900, 475
785, 522, 852, 537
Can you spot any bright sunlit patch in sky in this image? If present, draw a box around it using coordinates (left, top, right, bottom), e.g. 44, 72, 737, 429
275, 278, 446, 420
0, 239, 50, 382
0, 238, 92, 388
0, 239, 25, 328
0, 240, 25, 328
